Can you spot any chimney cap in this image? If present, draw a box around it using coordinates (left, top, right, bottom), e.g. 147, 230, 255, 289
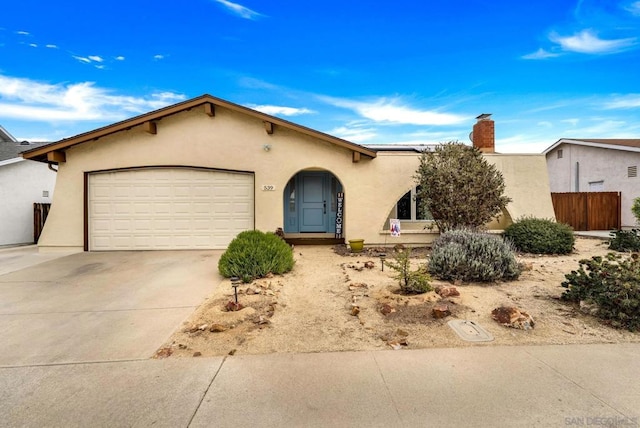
476, 113, 492, 121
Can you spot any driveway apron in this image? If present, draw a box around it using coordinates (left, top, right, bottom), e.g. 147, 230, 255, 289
0, 250, 222, 366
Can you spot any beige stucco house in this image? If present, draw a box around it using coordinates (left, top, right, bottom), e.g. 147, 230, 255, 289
22, 95, 554, 252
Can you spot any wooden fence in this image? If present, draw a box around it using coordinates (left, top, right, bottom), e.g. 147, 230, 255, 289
33, 203, 51, 243
551, 192, 621, 231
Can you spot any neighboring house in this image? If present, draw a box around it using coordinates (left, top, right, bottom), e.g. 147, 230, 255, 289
0, 125, 57, 246
22, 95, 554, 252
544, 139, 640, 228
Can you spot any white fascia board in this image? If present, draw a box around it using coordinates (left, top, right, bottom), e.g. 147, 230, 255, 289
0, 157, 25, 167
543, 138, 640, 154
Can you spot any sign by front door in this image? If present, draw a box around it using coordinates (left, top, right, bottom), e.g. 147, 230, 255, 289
335, 192, 344, 238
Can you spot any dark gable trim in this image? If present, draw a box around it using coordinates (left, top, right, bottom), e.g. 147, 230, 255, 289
22, 94, 377, 163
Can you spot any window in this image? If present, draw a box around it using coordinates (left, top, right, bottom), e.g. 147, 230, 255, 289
557, 149, 563, 159
588, 180, 604, 192
287, 178, 296, 212
393, 187, 432, 221
629, 166, 638, 178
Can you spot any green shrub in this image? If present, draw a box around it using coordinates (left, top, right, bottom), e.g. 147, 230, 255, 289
632, 197, 640, 224
562, 253, 640, 331
609, 229, 640, 252
218, 230, 295, 282
503, 217, 574, 255
428, 229, 521, 282
385, 248, 432, 294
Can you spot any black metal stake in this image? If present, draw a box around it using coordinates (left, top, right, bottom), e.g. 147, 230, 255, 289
231, 277, 240, 304
380, 253, 386, 272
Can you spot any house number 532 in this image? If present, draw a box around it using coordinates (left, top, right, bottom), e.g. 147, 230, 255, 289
262, 185, 276, 191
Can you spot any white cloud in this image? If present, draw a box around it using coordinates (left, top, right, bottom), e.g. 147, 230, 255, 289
16, 31, 29, 35
213, 0, 263, 20
248, 104, 315, 116
602, 94, 640, 109
329, 126, 378, 143
29, 43, 37, 48
521, 48, 561, 60
562, 118, 580, 126
321, 96, 467, 126
0, 74, 186, 122
73, 56, 92, 64
153, 54, 165, 60
45, 44, 58, 49
625, 1, 640, 15
550, 29, 637, 54
88, 55, 103, 62
115, 56, 125, 61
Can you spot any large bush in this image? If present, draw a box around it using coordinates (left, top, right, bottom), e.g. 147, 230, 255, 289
218, 230, 295, 282
415, 142, 511, 232
503, 217, 574, 254
608, 229, 640, 252
428, 229, 521, 282
562, 253, 640, 331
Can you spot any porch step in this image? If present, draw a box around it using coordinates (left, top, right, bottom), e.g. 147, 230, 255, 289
284, 237, 345, 246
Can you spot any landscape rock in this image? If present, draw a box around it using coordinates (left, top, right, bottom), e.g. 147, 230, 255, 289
491, 306, 535, 330
209, 324, 228, 333
435, 286, 460, 298
193, 351, 202, 357
225, 301, 245, 312
380, 303, 396, 316
351, 306, 360, 316
364, 261, 375, 269
432, 303, 451, 319
256, 315, 270, 325
155, 347, 173, 358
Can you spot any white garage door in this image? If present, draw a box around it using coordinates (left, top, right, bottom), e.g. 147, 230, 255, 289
89, 167, 254, 250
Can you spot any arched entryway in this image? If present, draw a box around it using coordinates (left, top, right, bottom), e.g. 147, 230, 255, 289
283, 170, 344, 239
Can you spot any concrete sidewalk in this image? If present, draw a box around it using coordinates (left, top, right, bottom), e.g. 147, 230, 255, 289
2, 343, 638, 427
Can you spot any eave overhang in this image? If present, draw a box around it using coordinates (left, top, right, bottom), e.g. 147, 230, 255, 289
21, 94, 377, 164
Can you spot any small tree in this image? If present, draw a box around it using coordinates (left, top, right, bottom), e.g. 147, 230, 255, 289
415, 142, 511, 232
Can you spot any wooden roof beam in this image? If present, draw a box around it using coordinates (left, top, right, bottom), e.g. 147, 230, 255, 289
352, 151, 361, 163
47, 151, 66, 163
204, 102, 215, 117
144, 121, 157, 135
264, 121, 274, 135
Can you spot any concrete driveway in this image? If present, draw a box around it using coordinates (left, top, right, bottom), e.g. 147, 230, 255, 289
0, 248, 223, 366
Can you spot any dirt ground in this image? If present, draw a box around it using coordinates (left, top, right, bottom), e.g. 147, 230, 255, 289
157, 237, 640, 358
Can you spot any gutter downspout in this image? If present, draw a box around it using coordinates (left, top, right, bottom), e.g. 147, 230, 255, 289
48, 163, 58, 173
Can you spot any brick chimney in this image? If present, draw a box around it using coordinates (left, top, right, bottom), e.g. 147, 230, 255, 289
472, 113, 495, 153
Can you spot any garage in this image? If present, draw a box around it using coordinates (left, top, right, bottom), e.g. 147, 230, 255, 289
88, 167, 254, 250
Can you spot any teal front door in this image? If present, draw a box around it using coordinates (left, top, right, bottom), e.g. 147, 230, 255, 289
300, 172, 327, 232
284, 171, 343, 234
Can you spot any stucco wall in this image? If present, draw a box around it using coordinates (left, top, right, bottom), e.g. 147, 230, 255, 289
546, 144, 640, 227
0, 159, 56, 246
37, 105, 556, 250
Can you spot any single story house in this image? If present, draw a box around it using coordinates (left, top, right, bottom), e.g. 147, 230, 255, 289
544, 139, 640, 228
0, 126, 56, 246
22, 95, 555, 252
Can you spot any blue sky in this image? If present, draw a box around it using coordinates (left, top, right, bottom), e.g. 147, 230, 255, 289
1, 0, 639, 152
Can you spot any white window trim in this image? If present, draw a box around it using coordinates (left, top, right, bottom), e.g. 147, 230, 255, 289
392, 187, 433, 222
